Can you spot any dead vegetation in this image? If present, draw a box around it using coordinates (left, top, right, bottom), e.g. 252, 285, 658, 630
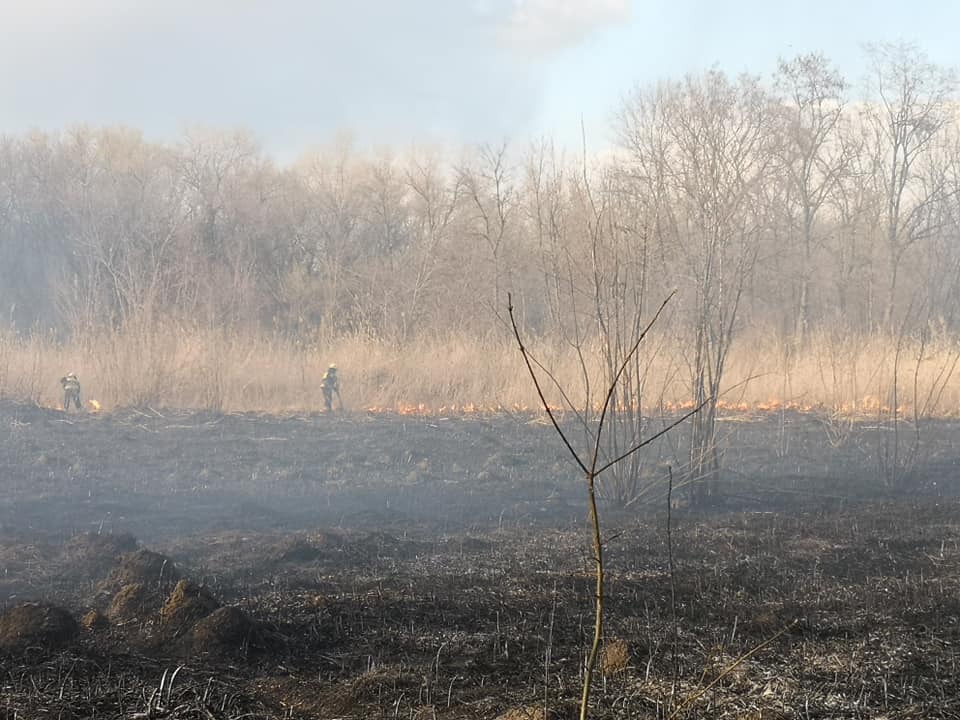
2, 403, 960, 717
1, 502, 959, 718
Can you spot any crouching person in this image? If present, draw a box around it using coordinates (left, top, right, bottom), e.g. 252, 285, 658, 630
60, 373, 82, 411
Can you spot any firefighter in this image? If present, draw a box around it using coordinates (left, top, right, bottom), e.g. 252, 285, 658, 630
59, 373, 82, 411
321, 364, 342, 412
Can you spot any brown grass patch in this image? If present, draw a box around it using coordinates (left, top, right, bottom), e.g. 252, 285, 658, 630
602, 637, 631, 675
495, 706, 553, 720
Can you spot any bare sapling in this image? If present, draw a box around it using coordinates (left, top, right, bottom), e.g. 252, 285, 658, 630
508, 291, 705, 720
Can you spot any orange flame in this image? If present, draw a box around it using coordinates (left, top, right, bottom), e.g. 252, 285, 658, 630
88, 399, 102, 413
361, 397, 914, 419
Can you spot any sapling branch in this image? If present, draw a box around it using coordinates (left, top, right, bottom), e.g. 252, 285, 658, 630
508, 290, 700, 720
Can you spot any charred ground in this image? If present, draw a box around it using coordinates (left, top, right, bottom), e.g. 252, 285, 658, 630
2, 401, 960, 718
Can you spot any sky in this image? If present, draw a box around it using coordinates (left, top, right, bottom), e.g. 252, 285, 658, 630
1, 0, 958, 163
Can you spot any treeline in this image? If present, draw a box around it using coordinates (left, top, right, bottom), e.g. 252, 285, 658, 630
2, 43, 959, 350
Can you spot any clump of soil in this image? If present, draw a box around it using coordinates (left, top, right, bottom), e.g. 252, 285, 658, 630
0, 540, 49, 574
98, 549, 178, 597
99, 549, 180, 623
63, 531, 138, 579
81, 609, 108, 630
275, 538, 323, 563
107, 583, 150, 621
0, 602, 78, 651
306, 594, 329, 610
190, 606, 258, 651
315, 666, 408, 715
159, 580, 219, 635
272, 531, 344, 564
355, 531, 404, 556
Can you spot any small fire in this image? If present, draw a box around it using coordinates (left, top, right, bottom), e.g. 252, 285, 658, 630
365, 402, 543, 417
88, 399, 102, 413
360, 396, 915, 419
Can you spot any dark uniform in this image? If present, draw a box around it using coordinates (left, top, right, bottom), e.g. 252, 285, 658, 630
321, 365, 341, 412
60, 373, 82, 411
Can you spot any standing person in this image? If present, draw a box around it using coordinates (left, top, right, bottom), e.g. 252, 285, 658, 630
321, 364, 342, 412
59, 373, 82, 411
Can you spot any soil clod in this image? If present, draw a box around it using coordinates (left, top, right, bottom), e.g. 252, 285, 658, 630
0, 602, 78, 651
160, 579, 219, 635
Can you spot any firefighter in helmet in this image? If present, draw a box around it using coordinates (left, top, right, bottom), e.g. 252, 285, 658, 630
60, 373, 82, 411
321, 364, 342, 412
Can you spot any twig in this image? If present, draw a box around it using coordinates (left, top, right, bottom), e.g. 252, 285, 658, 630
508, 295, 589, 476
667, 466, 679, 708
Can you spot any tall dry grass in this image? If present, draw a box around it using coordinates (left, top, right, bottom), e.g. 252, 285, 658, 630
1, 323, 959, 418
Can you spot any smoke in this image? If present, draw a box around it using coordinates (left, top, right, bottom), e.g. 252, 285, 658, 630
0, 1, 637, 159
499, 0, 631, 56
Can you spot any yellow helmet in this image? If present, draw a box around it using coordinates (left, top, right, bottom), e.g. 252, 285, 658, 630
328, 364, 337, 371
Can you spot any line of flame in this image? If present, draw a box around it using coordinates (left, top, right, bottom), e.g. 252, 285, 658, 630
363, 397, 918, 418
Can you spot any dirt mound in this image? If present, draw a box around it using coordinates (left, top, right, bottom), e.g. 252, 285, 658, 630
0, 603, 78, 651
106, 583, 149, 621
275, 538, 324, 563
63, 531, 138, 578
80, 609, 109, 630
98, 549, 178, 596
159, 580, 219, 635
0, 540, 50, 574
190, 606, 258, 651
271, 530, 345, 562
354, 531, 408, 557
314, 666, 408, 715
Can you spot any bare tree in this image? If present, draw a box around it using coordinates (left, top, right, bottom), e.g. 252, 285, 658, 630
580, 162, 659, 505
292, 138, 366, 336
822, 119, 879, 329
863, 41, 957, 330
460, 142, 518, 322
523, 140, 668, 504
400, 150, 465, 341
774, 53, 849, 346
618, 71, 775, 504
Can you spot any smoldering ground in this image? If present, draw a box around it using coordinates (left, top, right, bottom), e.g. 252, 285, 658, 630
2, 400, 960, 717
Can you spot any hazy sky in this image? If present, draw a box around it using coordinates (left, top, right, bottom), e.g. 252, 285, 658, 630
1, 0, 958, 162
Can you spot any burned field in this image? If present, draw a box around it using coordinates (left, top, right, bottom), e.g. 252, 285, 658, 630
2, 402, 960, 718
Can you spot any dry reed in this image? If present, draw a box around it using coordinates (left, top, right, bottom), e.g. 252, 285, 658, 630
1, 324, 958, 418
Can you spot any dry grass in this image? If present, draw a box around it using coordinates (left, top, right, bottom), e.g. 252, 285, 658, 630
601, 637, 631, 676
1, 323, 959, 417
